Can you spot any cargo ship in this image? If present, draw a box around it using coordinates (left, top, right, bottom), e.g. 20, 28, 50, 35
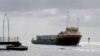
32, 16, 82, 46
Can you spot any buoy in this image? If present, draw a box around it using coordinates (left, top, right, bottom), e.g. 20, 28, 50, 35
88, 38, 90, 43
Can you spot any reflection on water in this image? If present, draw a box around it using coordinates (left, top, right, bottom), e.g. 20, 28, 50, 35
0, 41, 100, 56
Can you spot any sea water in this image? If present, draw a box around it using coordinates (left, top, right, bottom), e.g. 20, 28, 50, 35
0, 41, 100, 56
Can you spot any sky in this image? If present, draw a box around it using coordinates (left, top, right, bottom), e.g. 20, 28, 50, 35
0, 0, 100, 42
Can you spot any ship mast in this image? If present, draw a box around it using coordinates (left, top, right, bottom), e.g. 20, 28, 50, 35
77, 18, 79, 28
67, 11, 80, 28
67, 11, 70, 28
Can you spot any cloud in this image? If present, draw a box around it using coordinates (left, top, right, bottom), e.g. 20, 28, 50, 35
0, 8, 100, 41
2, 8, 100, 28
0, 0, 100, 12
0, 0, 100, 41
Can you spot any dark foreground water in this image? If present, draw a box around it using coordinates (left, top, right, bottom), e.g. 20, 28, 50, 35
0, 41, 100, 56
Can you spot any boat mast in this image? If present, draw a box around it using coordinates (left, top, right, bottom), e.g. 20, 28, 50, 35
3, 14, 10, 42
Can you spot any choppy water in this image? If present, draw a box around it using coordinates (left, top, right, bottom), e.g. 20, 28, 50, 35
0, 41, 100, 56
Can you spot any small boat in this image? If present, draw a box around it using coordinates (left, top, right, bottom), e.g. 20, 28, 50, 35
6, 45, 28, 51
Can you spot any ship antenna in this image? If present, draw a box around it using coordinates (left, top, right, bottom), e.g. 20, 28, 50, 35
3, 14, 10, 42
77, 18, 79, 28
67, 11, 70, 27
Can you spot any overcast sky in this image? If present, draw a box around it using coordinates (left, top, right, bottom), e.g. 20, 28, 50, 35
0, 0, 100, 12
0, 0, 100, 42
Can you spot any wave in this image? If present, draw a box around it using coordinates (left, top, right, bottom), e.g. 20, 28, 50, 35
79, 42, 100, 46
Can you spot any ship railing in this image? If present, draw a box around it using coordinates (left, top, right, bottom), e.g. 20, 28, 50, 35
0, 37, 19, 42
67, 31, 81, 35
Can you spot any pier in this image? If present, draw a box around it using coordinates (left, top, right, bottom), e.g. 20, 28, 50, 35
0, 14, 28, 51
